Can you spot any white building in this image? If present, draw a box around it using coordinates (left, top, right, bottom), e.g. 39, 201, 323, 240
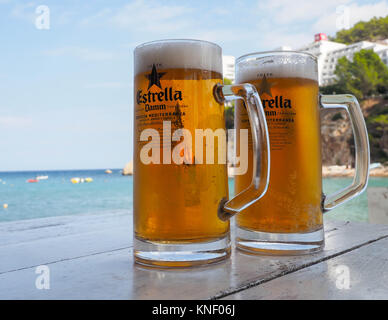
297, 35, 346, 85
220, 35, 388, 86
222, 55, 235, 82
297, 33, 388, 85
376, 46, 388, 66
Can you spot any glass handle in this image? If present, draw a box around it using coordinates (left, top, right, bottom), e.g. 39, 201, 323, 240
214, 83, 270, 220
320, 94, 370, 212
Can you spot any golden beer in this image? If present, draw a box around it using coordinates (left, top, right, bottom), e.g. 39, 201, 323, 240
235, 76, 322, 234
133, 40, 234, 267
133, 40, 271, 266
234, 51, 369, 254
134, 68, 229, 242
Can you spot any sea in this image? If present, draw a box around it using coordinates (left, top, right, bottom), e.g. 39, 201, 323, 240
0, 169, 387, 223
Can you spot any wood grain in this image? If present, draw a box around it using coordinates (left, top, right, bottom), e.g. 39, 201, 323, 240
1, 213, 387, 299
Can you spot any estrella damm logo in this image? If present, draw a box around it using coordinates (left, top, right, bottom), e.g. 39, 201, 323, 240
136, 64, 183, 110
258, 75, 292, 110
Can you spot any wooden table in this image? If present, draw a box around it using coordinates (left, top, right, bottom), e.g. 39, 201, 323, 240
1, 212, 388, 299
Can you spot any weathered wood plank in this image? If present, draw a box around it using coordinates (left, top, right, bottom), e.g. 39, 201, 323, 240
368, 187, 388, 224
0, 212, 131, 273
222, 237, 388, 300
0, 217, 387, 300
0, 211, 131, 246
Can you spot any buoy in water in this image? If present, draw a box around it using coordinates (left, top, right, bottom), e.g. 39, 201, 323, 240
71, 178, 81, 184
71, 177, 94, 184
3, 204, 8, 209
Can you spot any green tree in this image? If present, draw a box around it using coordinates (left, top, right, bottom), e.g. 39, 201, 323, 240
223, 77, 233, 85
224, 105, 234, 130
330, 15, 388, 44
321, 50, 388, 163
332, 49, 388, 99
223, 78, 235, 130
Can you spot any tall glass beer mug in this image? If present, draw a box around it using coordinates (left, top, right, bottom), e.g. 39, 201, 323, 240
133, 40, 270, 267
235, 51, 369, 254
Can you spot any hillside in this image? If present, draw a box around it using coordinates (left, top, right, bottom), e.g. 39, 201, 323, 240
323, 14, 388, 165
321, 96, 388, 166
329, 15, 388, 44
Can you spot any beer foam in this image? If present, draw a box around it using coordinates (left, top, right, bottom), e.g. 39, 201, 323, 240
236, 52, 318, 83
134, 39, 222, 75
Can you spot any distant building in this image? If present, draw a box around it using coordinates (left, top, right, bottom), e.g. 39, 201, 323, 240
376, 46, 388, 66
220, 35, 388, 87
297, 36, 347, 85
297, 33, 388, 85
314, 33, 328, 42
317, 40, 388, 85
222, 55, 235, 82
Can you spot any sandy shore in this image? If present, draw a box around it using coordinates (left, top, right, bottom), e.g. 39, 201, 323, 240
228, 165, 388, 177
322, 165, 388, 177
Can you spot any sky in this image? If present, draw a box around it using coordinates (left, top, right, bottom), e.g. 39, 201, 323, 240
0, 0, 387, 171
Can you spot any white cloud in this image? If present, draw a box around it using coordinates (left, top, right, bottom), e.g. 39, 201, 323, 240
192, 29, 250, 44
76, 1, 336, 53
313, 1, 388, 34
211, 8, 230, 16
111, 0, 191, 30
56, 10, 79, 26
82, 0, 193, 34
84, 82, 131, 89
0, 116, 32, 127
257, 0, 352, 24
79, 8, 112, 26
10, 2, 36, 23
259, 30, 313, 51
253, 0, 388, 47
259, 0, 388, 35
43, 46, 115, 61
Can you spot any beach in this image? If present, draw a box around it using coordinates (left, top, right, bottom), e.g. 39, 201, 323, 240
322, 165, 388, 177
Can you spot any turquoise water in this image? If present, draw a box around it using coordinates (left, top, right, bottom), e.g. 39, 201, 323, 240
322, 177, 388, 222
0, 170, 133, 222
0, 169, 386, 223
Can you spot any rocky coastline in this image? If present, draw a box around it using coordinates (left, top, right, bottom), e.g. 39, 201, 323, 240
123, 161, 388, 177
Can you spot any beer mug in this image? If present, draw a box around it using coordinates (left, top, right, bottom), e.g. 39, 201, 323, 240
235, 51, 370, 254
133, 39, 270, 267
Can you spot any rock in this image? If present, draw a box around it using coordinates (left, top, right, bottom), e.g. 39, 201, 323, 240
322, 165, 354, 177
320, 97, 388, 166
370, 166, 388, 177
322, 164, 388, 177
380, 126, 388, 157
321, 110, 354, 166
122, 161, 133, 175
